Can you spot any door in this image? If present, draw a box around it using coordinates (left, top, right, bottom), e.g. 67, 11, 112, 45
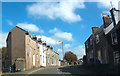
33, 54, 35, 67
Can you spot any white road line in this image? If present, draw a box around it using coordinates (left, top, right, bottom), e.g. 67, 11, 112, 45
57, 69, 60, 74
57, 68, 71, 74
57, 69, 62, 74
28, 68, 44, 74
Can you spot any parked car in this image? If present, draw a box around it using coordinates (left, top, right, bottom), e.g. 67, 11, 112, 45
74, 61, 78, 65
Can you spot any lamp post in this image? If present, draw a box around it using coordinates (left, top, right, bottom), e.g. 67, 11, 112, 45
62, 41, 64, 61
56, 40, 64, 61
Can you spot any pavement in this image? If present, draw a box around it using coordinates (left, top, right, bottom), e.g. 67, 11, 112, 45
2, 67, 45, 76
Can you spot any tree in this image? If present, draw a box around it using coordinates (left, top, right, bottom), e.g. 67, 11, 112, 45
2, 47, 7, 63
64, 51, 77, 64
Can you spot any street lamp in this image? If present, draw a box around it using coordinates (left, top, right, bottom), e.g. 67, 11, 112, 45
56, 41, 60, 53
56, 40, 64, 61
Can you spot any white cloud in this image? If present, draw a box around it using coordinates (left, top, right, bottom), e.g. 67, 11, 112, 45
103, 11, 110, 15
73, 45, 86, 59
6, 20, 13, 26
27, 0, 85, 23
0, 32, 8, 48
54, 32, 74, 41
49, 28, 60, 33
37, 35, 57, 45
58, 48, 62, 52
16, 22, 44, 34
64, 44, 71, 49
49, 28, 74, 41
37, 27, 74, 46
97, 0, 119, 9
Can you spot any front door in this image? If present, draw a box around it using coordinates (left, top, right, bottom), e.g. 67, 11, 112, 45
33, 54, 35, 67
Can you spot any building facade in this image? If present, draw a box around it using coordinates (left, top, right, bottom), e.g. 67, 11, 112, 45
6, 26, 40, 71
25, 35, 40, 70
85, 2, 120, 67
6, 26, 60, 72
46, 46, 60, 67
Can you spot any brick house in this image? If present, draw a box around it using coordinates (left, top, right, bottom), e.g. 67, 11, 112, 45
85, 25, 109, 64
85, 2, 120, 67
105, 21, 120, 66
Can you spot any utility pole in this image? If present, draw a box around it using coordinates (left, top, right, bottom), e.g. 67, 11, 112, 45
56, 40, 64, 61
62, 41, 64, 61
110, 1, 113, 9
56, 41, 57, 53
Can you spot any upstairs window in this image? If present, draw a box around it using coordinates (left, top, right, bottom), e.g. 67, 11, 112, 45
36, 54, 38, 62
113, 51, 119, 64
96, 35, 99, 44
43, 56, 44, 63
90, 38, 92, 45
111, 32, 118, 45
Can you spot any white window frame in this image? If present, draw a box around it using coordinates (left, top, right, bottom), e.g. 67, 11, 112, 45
90, 38, 92, 45
96, 35, 99, 44
113, 51, 119, 64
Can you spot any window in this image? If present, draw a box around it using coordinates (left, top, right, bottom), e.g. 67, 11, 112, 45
90, 38, 92, 45
48, 60, 49, 64
113, 51, 120, 64
111, 32, 118, 45
33, 54, 35, 66
43, 56, 44, 63
37, 46, 39, 51
36, 54, 38, 62
52, 59, 53, 64
96, 35, 99, 44
97, 50, 102, 63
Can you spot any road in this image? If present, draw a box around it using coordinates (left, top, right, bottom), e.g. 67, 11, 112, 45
2, 65, 117, 76
2, 65, 88, 76
30, 65, 86, 74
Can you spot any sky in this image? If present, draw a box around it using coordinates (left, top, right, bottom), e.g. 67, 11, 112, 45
1, 0, 119, 59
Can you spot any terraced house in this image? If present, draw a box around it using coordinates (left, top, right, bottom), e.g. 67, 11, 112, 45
25, 35, 40, 70
6, 26, 40, 71
46, 45, 60, 67
85, 2, 120, 68
5, 26, 60, 72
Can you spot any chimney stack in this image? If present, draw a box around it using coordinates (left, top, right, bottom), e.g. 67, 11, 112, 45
43, 41, 46, 46
47, 45, 50, 48
50, 47, 53, 50
38, 38, 42, 43
32, 35, 37, 41
102, 13, 112, 28
92, 27, 99, 34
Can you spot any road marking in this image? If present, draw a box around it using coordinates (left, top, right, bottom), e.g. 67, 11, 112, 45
57, 68, 71, 74
28, 68, 44, 74
57, 69, 60, 74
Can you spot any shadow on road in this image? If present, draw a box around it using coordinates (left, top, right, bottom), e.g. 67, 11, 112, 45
58, 65, 118, 75
58, 65, 86, 74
